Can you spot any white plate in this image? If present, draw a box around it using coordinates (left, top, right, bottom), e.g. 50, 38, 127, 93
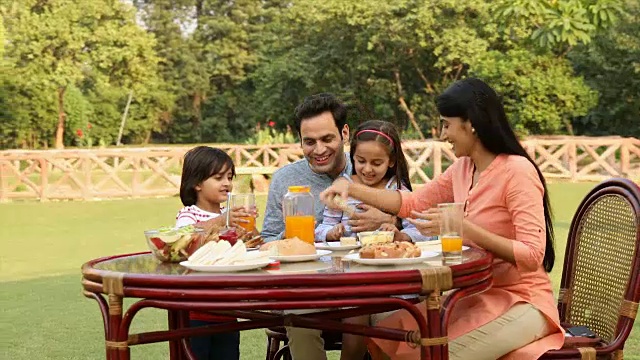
180, 259, 272, 272
343, 251, 439, 265
269, 250, 332, 263
315, 242, 361, 251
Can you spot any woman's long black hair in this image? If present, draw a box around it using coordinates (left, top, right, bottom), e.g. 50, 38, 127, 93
436, 78, 556, 272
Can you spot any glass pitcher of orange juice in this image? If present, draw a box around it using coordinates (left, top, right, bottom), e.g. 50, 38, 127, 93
283, 186, 315, 244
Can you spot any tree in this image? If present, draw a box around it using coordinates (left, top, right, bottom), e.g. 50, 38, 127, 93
2, 0, 167, 148
493, 0, 624, 53
249, 0, 598, 137
569, 0, 640, 137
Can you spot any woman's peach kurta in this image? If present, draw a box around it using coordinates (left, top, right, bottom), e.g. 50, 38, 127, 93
371, 154, 564, 359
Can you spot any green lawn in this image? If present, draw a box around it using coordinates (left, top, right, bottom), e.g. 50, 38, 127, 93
1, 182, 638, 359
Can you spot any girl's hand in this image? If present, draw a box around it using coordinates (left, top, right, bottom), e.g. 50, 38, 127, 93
194, 217, 225, 231
227, 206, 255, 227
320, 177, 350, 209
378, 223, 399, 234
326, 223, 345, 241
406, 208, 440, 237
379, 223, 412, 242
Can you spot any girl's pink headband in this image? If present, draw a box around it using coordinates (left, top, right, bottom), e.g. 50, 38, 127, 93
355, 129, 394, 147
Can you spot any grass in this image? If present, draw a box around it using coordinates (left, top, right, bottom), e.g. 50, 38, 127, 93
1, 182, 639, 359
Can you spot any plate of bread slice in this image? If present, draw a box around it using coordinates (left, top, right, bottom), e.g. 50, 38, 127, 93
344, 242, 439, 265
315, 237, 361, 251
180, 239, 272, 272
261, 237, 332, 262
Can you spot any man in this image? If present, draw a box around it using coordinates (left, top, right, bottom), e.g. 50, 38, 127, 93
261, 93, 395, 360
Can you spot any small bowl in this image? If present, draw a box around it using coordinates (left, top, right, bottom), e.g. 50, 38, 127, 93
357, 231, 394, 245
144, 226, 207, 263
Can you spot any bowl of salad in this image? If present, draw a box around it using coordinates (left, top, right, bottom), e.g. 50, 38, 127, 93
144, 225, 207, 262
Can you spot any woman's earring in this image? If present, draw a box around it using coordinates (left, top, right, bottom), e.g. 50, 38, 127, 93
471, 127, 476, 134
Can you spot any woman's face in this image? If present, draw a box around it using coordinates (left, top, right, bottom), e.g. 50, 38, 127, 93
440, 116, 476, 157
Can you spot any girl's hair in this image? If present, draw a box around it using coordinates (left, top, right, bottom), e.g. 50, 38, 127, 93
436, 77, 556, 272
350, 120, 412, 191
179, 146, 235, 206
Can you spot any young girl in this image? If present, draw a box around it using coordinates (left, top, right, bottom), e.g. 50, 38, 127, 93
315, 120, 435, 243
176, 145, 253, 360
315, 120, 434, 360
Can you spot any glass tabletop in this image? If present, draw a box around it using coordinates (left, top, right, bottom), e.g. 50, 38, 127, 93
93, 248, 486, 277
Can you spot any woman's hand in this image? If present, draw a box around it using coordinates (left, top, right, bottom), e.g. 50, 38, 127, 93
326, 223, 345, 241
320, 177, 350, 209
406, 208, 440, 237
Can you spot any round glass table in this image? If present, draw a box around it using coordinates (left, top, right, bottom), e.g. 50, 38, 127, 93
82, 247, 493, 360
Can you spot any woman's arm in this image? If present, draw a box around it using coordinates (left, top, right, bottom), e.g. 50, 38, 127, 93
320, 160, 458, 217
463, 222, 516, 264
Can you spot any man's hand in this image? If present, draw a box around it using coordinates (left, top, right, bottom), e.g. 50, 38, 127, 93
348, 204, 395, 233
326, 223, 345, 241
406, 208, 440, 236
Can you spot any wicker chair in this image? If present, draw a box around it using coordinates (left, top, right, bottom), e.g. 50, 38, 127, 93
542, 178, 640, 360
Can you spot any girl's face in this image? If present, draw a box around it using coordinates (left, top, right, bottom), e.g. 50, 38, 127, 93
353, 140, 393, 188
440, 116, 476, 157
195, 166, 234, 206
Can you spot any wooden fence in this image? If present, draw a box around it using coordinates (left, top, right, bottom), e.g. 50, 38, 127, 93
1, 136, 639, 201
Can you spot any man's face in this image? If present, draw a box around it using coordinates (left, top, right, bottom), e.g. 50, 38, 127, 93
299, 111, 349, 177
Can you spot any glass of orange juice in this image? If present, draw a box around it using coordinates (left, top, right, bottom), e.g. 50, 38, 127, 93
438, 202, 464, 264
227, 193, 256, 232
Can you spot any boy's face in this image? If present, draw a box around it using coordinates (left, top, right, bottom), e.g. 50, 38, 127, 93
299, 111, 349, 178
196, 166, 234, 205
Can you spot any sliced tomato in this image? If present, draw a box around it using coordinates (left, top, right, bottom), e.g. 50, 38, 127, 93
185, 236, 201, 256
149, 237, 166, 249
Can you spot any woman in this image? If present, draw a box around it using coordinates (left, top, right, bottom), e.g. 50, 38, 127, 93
320, 78, 564, 359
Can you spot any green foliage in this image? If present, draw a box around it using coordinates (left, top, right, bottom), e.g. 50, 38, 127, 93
245, 123, 297, 145
471, 49, 598, 135
0, 0, 636, 149
1, 0, 171, 148
569, 0, 640, 137
249, 0, 597, 136
493, 0, 624, 50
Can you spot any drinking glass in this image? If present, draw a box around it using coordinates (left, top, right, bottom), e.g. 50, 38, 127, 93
227, 193, 257, 232
438, 202, 464, 264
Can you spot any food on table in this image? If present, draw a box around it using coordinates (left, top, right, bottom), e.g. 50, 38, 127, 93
259, 237, 316, 256
199, 223, 222, 243
340, 237, 357, 246
219, 228, 239, 245
144, 225, 207, 262
187, 240, 271, 266
359, 242, 421, 259
244, 235, 264, 248
358, 231, 394, 246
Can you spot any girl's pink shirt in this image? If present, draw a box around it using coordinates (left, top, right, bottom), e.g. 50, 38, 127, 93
373, 154, 564, 359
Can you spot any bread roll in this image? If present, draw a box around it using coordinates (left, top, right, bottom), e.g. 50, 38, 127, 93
259, 237, 316, 256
